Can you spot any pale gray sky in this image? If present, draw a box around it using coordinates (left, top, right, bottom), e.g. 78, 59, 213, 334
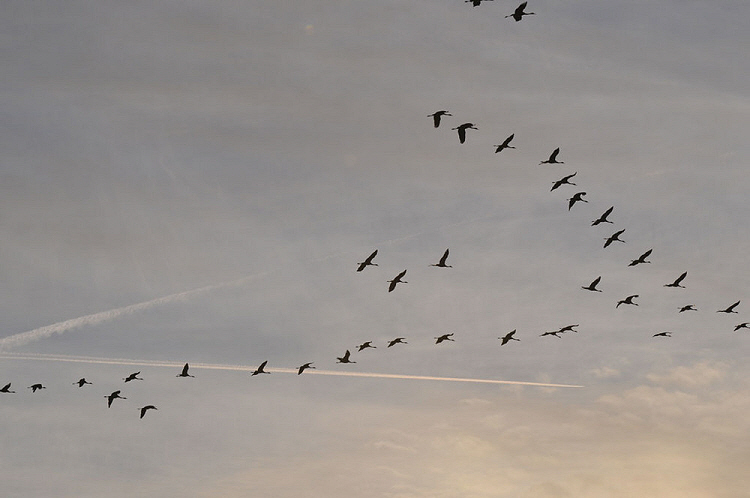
1, 1, 749, 496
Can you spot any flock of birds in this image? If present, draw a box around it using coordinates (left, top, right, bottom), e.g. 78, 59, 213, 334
1, 0, 746, 420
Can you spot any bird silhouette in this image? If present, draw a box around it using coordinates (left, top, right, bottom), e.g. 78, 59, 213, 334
297, 362, 315, 375
434, 333, 455, 344
1, 383, 16, 393
557, 324, 579, 333
428, 110, 452, 128
733, 323, 749, 331
387, 337, 407, 347
506, 1, 535, 21
540, 147, 563, 164
591, 206, 614, 226
123, 371, 143, 383
540, 330, 563, 338
679, 304, 697, 312
466, 0, 493, 6
616, 294, 639, 308
717, 300, 740, 314
603, 229, 626, 248
452, 123, 478, 144
336, 350, 356, 363
388, 270, 408, 292
74, 378, 93, 387
176, 363, 194, 378
629, 249, 652, 266
251, 360, 270, 376
567, 192, 588, 210
139, 405, 157, 419
551, 172, 577, 191
356, 250, 378, 272
498, 330, 520, 345
105, 390, 126, 408
653, 332, 672, 338
357, 341, 376, 352
582, 276, 603, 292
494, 134, 515, 153
664, 272, 688, 288
430, 249, 452, 268
28, 384, 46, 392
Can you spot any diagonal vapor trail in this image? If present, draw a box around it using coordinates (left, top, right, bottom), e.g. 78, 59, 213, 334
0, 352, 584, 388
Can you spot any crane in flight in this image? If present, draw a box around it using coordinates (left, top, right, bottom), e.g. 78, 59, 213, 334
428, 110, 452, 128
653, 332, 672, 338
123, 372, 143, 383
664, 272, 687, 288
498, 330, 520, 345
251, 360, 270, 376
567, 192, 588, 210
357, 341, 376, 352
494, 134, 515, 153
452, 123, 478, 144
540, 330, 563, 338
679, 304, 697, 312
629, 249, 652, 266
176, 363, 195, 378
434, 333, 455, 344
388, 270, 408, 292
356, 250, 378, 272
28, 384, 46, 392
297, 362, 315, 375
466, 0, 493, 6
430, 249, 452, 268
387, 337, 407, 347
717, 300, 740, 314
74, 378, 93, 387
734, 323, 750, 331
551, 172, 577, 191
616, 294, 639, 308
139, 405, 157, 419
540, 147, 563, 164
557, 324, 579, 333
506, 1, 535, 21
1, 383, 16, 393
337, 350, 356, 363
603, 229, 626, 248
105, 390, 126, 408
582, 276, 603, 292
591, 206, 614, 226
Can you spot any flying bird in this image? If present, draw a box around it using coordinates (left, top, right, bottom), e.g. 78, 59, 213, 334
105, 390, 126, 408
498, 330, 520, 345
139, 405, 157, 419
466, 0, 493, 6
176, 363, 194, 378
494, 134, 515, 153
28, 384, 46, 392
1, 383, 16, 393
123, 371, 143, 383
591, 206, 614, 226
434, 333, 455, 344
733, 323, 750, 331
428, 110, 452, 128
540, 147, 563, 164
357, 341, 376, 352
297, 362, 315, 375
557, 324, 579, 333
430, 249, 452, 268
582, 276, 603, 292
336, 350, 356, 363
540, 330, 563, 338
629, 249, 652, 266
388, 270, 408, 292
567, 192, 588, 210
664, 272, 687, 288
551, 172, 577, 191
717, 300, 740, 314
452, 123, 478, 144
506, 1, 535, 21
678, 304, 697, 312
251, 360, 270, 376
387, 337, 407, 347
74, 378, 93, 387
616, 294, 639, 308
603, 229, 626, 248
653, 332, 672, 338
356, 250, 378, 272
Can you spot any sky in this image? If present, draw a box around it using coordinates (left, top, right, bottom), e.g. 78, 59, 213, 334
1, 0, 749, 496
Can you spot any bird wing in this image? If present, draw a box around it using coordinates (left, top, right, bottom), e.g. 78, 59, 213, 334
549, 148, 560, 161
503, 133, 514, 146
675, 272, 687, 284
642, 249, 653, 259
181, 364, 189, 375
2, 383, 10, 391
439, 249, 449, 265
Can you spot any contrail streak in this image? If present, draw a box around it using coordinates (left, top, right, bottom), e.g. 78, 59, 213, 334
0, 353, 584, 388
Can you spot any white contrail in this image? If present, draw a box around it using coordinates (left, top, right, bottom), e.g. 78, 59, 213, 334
0, 352, 584, 388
